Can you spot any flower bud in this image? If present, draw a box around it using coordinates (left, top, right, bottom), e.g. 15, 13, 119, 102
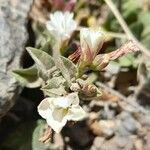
81, 84, 97, 98
91, 40, 140, 71
91, 54, 110, 71
79, 28, 105, 68
79, 84, 102, 100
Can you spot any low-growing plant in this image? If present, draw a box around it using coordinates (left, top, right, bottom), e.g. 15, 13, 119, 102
13, 11, 139, 136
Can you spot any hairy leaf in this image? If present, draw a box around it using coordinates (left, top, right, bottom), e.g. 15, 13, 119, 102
61, 56, 77, 79
41, 76, 67, 96
26, 47, 55, 80
42, 86, 67, 97
13, 65, 42, 88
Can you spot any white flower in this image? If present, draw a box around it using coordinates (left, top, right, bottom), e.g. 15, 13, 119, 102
46, 11, 77, 42
38, 93, 87, 133
80, 28, 104, 63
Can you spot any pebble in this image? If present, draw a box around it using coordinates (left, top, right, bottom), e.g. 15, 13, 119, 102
117, 112, 141, 135
90, 120, 115, 138
134, 139, 144, 150
54, 133, 64, 150
93, 137, 105, 148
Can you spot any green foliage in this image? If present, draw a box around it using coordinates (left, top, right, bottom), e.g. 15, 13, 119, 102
105, 0, 150, 49
13, 45, 78, 99
139, 11, 150, 49
26, 47, 55, 80
13, 65, 42, 88
61, 56, 77, 79
41, 76, 67, 97
118, 54, 137, 68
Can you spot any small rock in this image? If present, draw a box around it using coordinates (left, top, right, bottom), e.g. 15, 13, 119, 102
117, 136, 129, 148
134, 139, 143, 150
90, 120, 115, 138
123, 118, 140, 134
100, 136, 134, 150
143, 130, 150, 150
0, 0, 33, 117
119, 112, 141, 134
117, 122, 131, 136
99, 120, 115, 138
93, 137, 105, 148
90, 121, 102, 136
54, 133, 64, 150
138, 115, 150, 126
89, 112, 99, 121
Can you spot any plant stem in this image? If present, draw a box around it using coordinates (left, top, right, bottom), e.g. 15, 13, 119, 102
103, 0, 150, 57
105, 31, 126, 39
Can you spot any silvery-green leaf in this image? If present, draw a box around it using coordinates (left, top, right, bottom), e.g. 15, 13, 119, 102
13, 65, 42, 88
61, 56, 77, 79
32, 120, 56, 150
42, 86, 67, 97
26, 47, 55, 79
41, 76, 67, 96
45, 76, 66, 88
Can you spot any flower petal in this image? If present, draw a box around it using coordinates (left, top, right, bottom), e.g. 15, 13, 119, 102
67, 106, 87, 121
47, 114, 67, 133
53, 97, 71, 108
37, 98, 53, 119
53, 93, 79, 108
80, 28, 104, 59
52, 108, 67, 122
38, 98, 67, 133
46, 11, 77, 41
